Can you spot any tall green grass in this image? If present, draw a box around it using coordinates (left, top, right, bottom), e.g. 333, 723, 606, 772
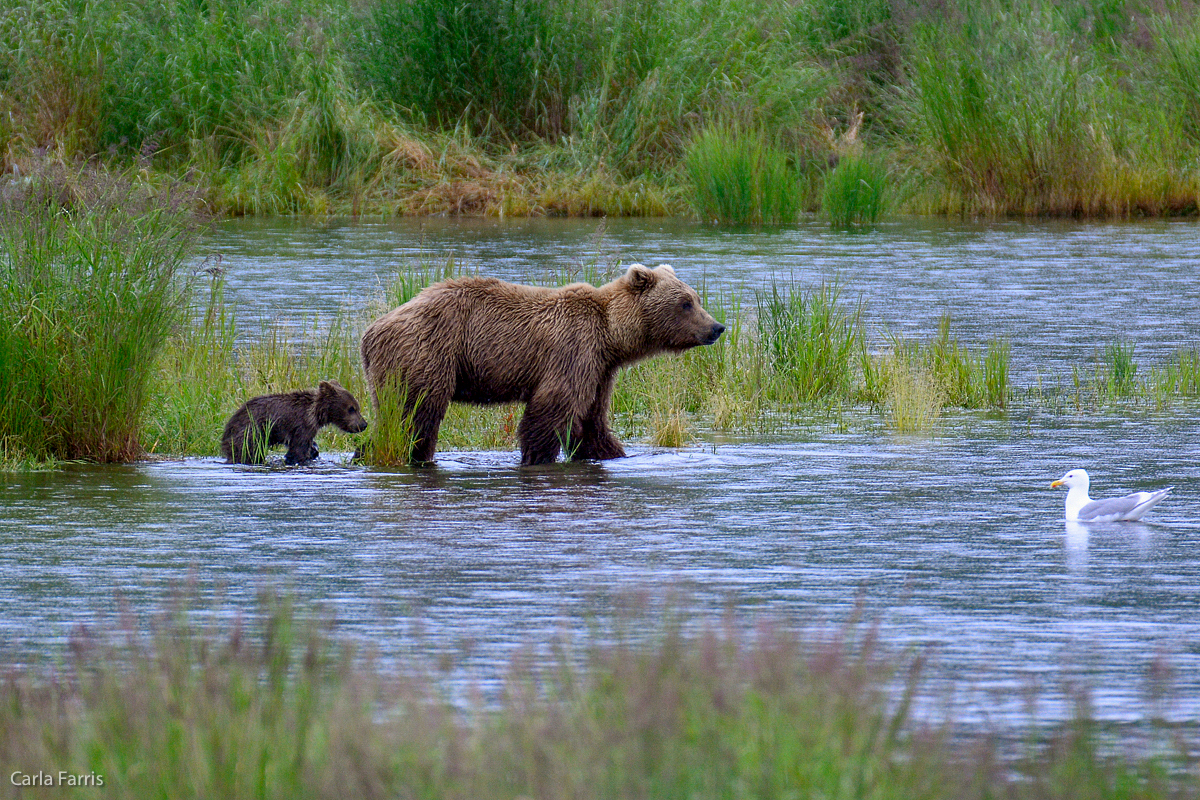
41, 233, 1180, 466
1, 592, 1191, 800
1103, 339, 1138, 397
860, 316, 1011, 431
925, 315, 1011, 408
1153, 345, 1200, 399
153, 267, 1021, 462
359, 0, 832, 177
351, 381, 420, 467
31, 239, 1198, 466
0, 170, 197, 462
356, 0, 595, 140
902, 0, 1200, 216
3, 0, 1200, 218
685, 125, 803, 225
822, 154, 891, 227
877, 350, 945, 433
904, 3, 1097, 215
142, 273, 239, 456
1161, 16, 1200, 146
757, 281, 862, 402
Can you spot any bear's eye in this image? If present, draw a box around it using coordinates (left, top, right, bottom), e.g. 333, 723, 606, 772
349, 406, 357, 414
680, 299, 693, 312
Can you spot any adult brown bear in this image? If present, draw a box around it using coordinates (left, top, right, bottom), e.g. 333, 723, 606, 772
361, 264, 724, 465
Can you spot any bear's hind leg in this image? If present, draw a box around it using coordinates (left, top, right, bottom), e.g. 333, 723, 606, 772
409, 392, 450, 464
518, 390, 585, 466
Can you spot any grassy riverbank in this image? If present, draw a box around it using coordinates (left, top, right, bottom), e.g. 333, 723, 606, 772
3, 0, 1199, 222
148, 256, 1200, 465
147, 261, 1024, 463
0, 169, 200, 465
1, 593, 1194, 800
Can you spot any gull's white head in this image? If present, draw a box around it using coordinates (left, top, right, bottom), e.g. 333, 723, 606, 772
1051, 469, 1090, 491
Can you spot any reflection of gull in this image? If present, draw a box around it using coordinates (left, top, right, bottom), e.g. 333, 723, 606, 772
1051, 469, 1172, 522
1064, 520, 1088, 572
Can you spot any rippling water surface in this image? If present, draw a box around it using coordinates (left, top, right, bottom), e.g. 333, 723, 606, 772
207, 215, 1200, 384
3, 216, 1199, 725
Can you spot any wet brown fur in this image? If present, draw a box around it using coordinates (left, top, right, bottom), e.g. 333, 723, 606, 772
220, 380, 369, 465
360, 264, 724, 466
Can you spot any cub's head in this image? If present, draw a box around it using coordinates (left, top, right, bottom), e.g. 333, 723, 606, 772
317, 380, 369, 433
617, 263, 724, 356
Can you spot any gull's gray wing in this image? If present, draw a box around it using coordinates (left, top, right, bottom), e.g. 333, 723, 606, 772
1078, 488, 1172, 522
1077, 494, 1144, 521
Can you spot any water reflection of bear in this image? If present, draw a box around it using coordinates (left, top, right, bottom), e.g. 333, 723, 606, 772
365, 460, 613, 520
362, 459, 695, 529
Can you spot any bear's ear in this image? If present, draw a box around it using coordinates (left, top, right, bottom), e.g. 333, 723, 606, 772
318, 380, 341, 396
655, 264, 675, 276
625, 263, 657, 292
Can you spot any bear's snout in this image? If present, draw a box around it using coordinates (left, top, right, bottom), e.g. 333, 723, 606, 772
343, 415, 369, 434
703, 322, 725, 345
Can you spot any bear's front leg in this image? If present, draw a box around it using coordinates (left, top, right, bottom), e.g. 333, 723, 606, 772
570, 417, 625, 460
285, 438, 317, 465
568, 371, 625, 461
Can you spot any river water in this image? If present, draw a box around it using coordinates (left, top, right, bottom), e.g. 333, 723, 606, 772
3, 216, 1199, 726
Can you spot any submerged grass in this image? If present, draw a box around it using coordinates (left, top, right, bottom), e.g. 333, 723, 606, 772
1104, 339, 1139, 397
153, 255, 1200, 463
1064, 341, 1200, 412
862, 315, 1012, 433
144, 284, 373, 461
0, 592, 1192, 800
756, 281, 862, 403
351, 381, 420, 467
1153, 346, 1200, 399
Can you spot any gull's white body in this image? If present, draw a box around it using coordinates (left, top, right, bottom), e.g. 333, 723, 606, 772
1051, 469, 1172, 522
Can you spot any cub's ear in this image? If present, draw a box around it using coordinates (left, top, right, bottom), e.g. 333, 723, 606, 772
655, 264, 675, 276
318, 380, 341, 395
625, 263, 657, 292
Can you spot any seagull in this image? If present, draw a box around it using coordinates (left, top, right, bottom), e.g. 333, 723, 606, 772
1051, 469, 1172, 522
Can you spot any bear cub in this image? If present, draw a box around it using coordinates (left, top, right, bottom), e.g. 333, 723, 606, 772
220, 380, 368, 465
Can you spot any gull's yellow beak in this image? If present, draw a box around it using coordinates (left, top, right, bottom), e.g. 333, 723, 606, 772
1050, 478, 1065, 488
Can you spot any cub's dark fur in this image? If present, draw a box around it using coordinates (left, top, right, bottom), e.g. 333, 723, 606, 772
220, 380, 368, 465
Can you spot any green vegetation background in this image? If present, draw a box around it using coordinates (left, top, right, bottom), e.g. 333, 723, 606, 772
4, 0, 1200, 222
